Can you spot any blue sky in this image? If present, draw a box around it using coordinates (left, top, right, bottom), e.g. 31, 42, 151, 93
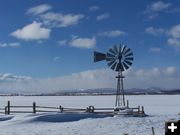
0, 0, 180, 93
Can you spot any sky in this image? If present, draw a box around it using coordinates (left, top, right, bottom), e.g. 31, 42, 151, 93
0, 0, 180, 93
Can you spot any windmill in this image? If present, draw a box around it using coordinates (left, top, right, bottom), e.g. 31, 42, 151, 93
94, 44, 133, 108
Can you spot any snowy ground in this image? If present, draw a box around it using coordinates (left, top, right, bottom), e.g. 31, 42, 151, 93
0, 95, 179, 135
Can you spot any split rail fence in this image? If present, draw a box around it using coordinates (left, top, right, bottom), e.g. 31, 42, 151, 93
0, 100, 145, 116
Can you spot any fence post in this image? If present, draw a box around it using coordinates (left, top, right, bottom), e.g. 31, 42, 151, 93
59, 105, 63, 112
33, 102, 36, 113
142, 106, 144, 114
127, 100, 129, 108
152, 127, 155, 135
5, 106, 7, 114
7, 101, 10, 114
138, 106, 140, 114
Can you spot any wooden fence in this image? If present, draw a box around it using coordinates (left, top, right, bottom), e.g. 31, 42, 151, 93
0, 100, 145, 116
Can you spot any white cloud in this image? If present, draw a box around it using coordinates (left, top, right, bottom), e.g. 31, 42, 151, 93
145, 27, 165, 36
0, 73, 31, 82
58, 35, 96, 49
167, 24, 180, 49
89, 6, 100, 11
10, 21, 51, 41
126, 67, 179, 79
53, 56, 60, 61
69, 37, 96, 49
124, 66, 180, 88
96, 13, 110, 21
0, 67, 180, 94
147, 13, 159, 20
143, 1, 172, 19
148, 47, 162, 53
26, 4, 84, 28
58, 40, 67, 46
163, 66, 177, 76
146, 1, 172, 13
168, 24, 180, 38
0, 42, 20, 48
27, 4, 52, 15
168, 38, 180, 47
40, 12, 84, 28
166, 7, 180, 13
98, 30, 126, 37
0, 69, 114, 93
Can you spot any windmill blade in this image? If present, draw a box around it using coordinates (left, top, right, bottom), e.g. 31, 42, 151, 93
111, 62, 117, 70
94, 51, 106, 62
125, 57, 133, 61
124, 48, 131, 55
118, 45, 122, 54
107, 52, 115, 58
107, 60, 115, 67
125, 52, 133, 58
115, 63, 124, 71
109, 48, 116, 55
124, 60, 132, 66
113, 45, 118, 53
122, 62, 129, 70
121, 45, 127, 54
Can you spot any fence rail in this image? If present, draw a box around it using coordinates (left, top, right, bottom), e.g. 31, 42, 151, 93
36, 106, 59, 109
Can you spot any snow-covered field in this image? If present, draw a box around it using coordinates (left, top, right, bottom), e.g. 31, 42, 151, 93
0, 95, 179, 135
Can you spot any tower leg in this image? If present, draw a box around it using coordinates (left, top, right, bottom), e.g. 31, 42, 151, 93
121, 78, 125, 106
115, 77, 120, 106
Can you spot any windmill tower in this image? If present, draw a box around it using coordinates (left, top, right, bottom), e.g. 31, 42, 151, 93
94, 44, 133, 108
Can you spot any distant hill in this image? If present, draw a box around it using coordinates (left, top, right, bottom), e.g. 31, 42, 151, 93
0, 88, 179, 96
